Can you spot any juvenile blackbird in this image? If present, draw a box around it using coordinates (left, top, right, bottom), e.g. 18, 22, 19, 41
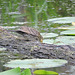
16, 26, 43, 42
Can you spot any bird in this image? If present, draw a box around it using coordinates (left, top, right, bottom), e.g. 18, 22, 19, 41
15, 26, 43, 42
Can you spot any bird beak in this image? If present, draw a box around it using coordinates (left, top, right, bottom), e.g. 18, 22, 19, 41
40, 39, 43, 43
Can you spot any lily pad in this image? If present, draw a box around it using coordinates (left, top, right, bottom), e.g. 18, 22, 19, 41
60, 30, 75, 35
4, 59, 68, 69
33, 70, 58, 75
43, 39, 54, 44
21, 69, 31, 75
54, 36, 75, 45
58, 26, 75, 30
41, 33, 58, 38
47, 17, 75, 24
0, 67, 21, 75
0, 68, 31, 75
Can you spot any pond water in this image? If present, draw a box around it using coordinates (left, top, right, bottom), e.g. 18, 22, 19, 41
0, 0, 75, 75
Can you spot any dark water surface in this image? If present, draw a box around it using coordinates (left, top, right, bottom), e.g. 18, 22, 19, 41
0, 0, 75, 75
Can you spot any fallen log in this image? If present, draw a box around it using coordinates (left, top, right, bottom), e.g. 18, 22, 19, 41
0, 27, 75, 65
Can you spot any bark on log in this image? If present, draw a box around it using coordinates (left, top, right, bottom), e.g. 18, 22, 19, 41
0, 27, 75, 65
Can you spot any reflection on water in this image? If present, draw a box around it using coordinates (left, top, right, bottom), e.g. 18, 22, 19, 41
0, 0, 75, 75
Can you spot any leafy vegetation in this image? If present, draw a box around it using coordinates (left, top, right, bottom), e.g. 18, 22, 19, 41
0, 67, 31, 75
41, 33, 58, 38
60, 30, 75, 35
55, 36, 75, 45
47, 17, 75, 24
33, 70, 58, 75
1, 59, 67, 75
4, 59, 68, 69
0, 67, 59, 75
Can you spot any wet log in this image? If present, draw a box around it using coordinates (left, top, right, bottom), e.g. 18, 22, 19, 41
0, 27, 75, 65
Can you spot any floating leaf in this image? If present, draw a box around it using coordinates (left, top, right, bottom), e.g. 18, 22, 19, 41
58, 26, 75, 30
34, 70, 46, 74
0, 68, 31, 75
47, 17, 75, 24
33, 70, 58, 75
55, 36, 75, 45
43, 39, 54, 44
41, 33, 58, 38
60, 30, 75, 35
4, 59, 68, 69
21, 69, 31, 75
0, 67, 21, 75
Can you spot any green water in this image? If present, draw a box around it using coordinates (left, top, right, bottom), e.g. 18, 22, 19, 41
0, 0, 75, 75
